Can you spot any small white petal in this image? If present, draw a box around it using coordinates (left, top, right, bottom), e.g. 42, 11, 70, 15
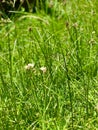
40, 67, 47, 73
24, 63, 34, 70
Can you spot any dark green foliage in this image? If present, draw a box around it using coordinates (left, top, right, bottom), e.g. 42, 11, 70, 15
0, 0, 13, 17
15, 0, 46, 12
0, 0, 47, 17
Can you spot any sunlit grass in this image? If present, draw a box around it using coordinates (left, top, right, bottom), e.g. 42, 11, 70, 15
0, 0, 98, 129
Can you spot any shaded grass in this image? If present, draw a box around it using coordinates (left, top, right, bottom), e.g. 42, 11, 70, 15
0, 0, 98, 129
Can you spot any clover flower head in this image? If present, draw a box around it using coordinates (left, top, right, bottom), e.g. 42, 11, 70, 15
40, 66, 47, 73
25, 63, 34, 70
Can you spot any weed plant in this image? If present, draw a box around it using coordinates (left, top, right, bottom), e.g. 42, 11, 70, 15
0, 0, 98, 129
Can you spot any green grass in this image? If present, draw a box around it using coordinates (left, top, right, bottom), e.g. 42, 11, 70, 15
0, 0, 98, 129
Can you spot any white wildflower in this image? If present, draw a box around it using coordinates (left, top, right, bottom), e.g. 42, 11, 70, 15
40, 67, 47, 73
24, 63, 34, 70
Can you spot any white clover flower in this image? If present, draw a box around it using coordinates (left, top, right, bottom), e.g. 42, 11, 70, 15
40, 67, 47, 73
24, 63, 34, 70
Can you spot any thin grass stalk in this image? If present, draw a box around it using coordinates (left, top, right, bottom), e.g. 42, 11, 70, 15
62, 53, 74, 130
6, 24, 13, 85
56, 35, 74, 128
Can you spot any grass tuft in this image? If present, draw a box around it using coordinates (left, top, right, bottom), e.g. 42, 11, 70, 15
0, 0, 98, 129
